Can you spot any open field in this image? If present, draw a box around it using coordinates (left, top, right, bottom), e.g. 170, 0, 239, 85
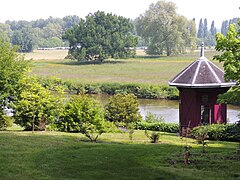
0, 130, 239, 179
29, 49, 223, 85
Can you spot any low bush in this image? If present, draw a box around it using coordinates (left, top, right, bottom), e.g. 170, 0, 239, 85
135, 121, 179, 133
192, 122, 240, 142
145, 130, 161, 143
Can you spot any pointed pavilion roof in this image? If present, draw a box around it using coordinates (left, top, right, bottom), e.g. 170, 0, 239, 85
168, 43, 236, 88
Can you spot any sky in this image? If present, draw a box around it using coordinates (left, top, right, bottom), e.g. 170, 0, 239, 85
0, 0, 239, 29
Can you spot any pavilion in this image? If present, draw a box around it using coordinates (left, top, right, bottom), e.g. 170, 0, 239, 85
168, 43, 236, 134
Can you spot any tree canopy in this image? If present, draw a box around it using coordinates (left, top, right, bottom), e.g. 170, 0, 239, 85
135, 0, 196, 56
214, 20, 240, 83
214, 20, 240, 105
63, 11, 138, 61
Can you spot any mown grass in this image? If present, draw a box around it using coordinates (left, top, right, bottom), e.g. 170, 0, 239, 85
29, 49, 223, 85
0, 130, 239, 180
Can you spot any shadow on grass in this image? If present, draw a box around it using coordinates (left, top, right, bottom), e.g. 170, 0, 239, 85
55, 59, 127, 66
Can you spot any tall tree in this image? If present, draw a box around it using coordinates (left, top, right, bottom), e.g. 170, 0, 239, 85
63, 11, 137, 61
135, 0, 195, 56
210, 20, 217, 36
197, 18, 204, 38
221, 20, 229, 36
203, 18, 209, 38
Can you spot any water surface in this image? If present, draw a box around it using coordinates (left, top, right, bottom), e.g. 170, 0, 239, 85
93, 94, 240, 124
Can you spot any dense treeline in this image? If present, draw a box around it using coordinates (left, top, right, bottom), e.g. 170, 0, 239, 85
0, 16, 81, 52
196, 17, 239, 47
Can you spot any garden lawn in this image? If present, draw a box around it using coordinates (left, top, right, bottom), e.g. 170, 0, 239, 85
0, 130, 239, 180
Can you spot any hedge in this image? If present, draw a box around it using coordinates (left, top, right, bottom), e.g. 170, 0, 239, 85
135, 121, 179, 133
192, 122, 240, 142
37, 77, 179, 100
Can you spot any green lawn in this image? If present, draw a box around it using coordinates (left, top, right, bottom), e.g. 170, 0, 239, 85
0, 130, 239, 179
30, 50, 223, 85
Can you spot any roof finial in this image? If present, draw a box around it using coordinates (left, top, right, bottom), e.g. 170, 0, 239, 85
200, 42, 204, 57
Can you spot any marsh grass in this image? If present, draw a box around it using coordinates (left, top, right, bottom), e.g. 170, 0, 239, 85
0, 130, 239, 179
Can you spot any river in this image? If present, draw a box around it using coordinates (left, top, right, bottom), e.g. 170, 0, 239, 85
93, 94, 240, 124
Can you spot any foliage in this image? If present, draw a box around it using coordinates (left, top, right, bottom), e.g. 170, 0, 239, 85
135, 121, 179, 133
11, 26, 33, 52
218, 86, 240, 105
12, 76, 64, 131
215, 20, 240, 105
221, 18, 239, 36
135, 0, 196, 56
51, 80, 179, 100
197, 18, 216, 47
4, 16, 80, 49
105, 93, 142, 127
0, 40, 29, 119
192, 123, 240, 142
0, 115, 13, 130
63, 11, 137, 61
214, 20, 240, 83
192, 125, 209, 153
58, 95, 106, 142
145, 130, 161, 143
145, 112, 164, 123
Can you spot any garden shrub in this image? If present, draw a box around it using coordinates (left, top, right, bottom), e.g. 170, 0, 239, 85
192, 122, 240, 142
135, 121, 179, 133
57, 94, 106, 142
105, 93, 142, 126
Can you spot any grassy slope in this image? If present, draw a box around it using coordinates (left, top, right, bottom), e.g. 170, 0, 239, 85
29, 49, 222, 85
0, 130, 239, 180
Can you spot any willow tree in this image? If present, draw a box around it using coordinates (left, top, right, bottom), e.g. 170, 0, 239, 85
135, 0, 196, 56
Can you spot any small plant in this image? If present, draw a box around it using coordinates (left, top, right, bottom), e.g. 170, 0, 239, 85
127, 123, 135, 141
183, 145, 191, 164
192, 126, 209, 153
145, 130, 161, 143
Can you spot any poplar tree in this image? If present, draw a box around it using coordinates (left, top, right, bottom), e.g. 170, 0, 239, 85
203, 18, 209, 38
210, 21, 217, 36
197, 18, 204, 38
